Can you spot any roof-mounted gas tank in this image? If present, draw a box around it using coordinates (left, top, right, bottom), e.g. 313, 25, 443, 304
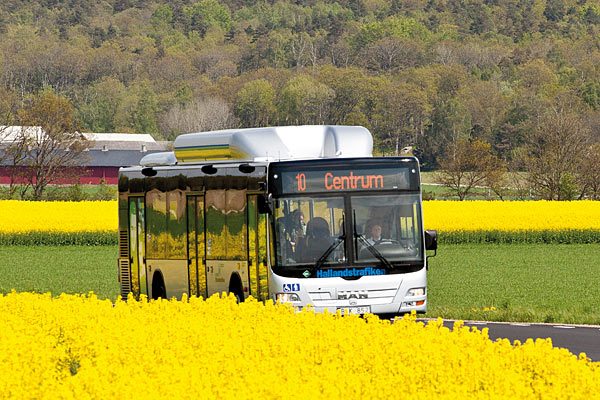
173, 125, 373, 163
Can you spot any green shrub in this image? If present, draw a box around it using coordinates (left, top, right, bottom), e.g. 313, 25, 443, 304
439, 229, 600, 244
3, 229, 600, 246
0, 231, 117, 246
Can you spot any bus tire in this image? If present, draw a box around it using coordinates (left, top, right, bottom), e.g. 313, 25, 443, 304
152, 271, 166, 300
229, 274, 245, 303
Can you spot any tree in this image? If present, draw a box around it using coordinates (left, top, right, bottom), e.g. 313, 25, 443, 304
372, 82, 429, 155
0, 87, 18, 138
578, 142, 600, 200
132, 85, 159, 136
0, 88, 22, 198
183, 0, 232, 37
317, 66, 369, 124
437, 138, 506, 201
277, 74, 334, 125
76, 77, 126, 133
161, 97, 238, 138
521, 104, 590, 200
17, 91, 90, 200
3, 127, 32, 199
424, 67, 472, 166
234, 79, 276, 128
361, 37, 422, 72
463, 81, 506, 144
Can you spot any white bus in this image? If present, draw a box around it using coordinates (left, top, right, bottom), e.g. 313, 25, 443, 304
118, 125, 437, 315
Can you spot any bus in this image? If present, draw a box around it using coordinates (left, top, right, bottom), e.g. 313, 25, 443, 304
118, 125, 437, 315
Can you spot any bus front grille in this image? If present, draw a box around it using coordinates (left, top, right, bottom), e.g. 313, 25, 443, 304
119, 230, 129, 258
118, 230, 131, 298
119, 258, 132, 298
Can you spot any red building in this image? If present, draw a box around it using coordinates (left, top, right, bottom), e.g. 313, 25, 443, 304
0, 130, 171, 185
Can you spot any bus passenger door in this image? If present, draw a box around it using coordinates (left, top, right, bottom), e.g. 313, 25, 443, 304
187, 195, 207, 298
204, 189, 249, 300
128, 196, 147, 297
247, 196, 259, 299
248, 194, 269, 301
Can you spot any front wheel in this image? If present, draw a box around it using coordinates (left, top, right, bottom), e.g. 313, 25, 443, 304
152, 272, 166, 300
229, 275, 245, 303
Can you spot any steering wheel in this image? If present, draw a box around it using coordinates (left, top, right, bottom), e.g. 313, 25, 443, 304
374, 239, 399, 245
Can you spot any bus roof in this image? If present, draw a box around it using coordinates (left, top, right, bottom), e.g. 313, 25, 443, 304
143, 125, 373, 166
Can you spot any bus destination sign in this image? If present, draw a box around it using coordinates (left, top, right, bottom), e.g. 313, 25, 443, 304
275, 165, 413, 194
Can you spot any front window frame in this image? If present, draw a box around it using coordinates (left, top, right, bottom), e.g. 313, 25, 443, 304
269, 190, 425, 277
350, 193, 424, 266
272, 194, 348, 268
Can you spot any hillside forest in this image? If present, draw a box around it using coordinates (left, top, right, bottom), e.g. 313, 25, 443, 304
2, 0, 600, 173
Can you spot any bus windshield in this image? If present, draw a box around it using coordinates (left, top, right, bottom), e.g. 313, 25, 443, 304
272, 193, 423, 269
274, 196, 346, 267
351, 193, 423, 264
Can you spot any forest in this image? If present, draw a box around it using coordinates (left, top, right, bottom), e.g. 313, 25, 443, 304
1, 0, 600, 171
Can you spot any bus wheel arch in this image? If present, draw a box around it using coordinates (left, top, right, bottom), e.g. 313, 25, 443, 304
229, 273, 245, 303
152, 270, 167, 300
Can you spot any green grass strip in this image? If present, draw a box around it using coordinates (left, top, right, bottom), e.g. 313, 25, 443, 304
440, 229, 600, 244
3, 229, 600, 246
0, 231, 117, 246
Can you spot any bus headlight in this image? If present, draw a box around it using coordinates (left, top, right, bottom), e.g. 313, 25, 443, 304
276, 293, 300, 302
406, 287, 425, 297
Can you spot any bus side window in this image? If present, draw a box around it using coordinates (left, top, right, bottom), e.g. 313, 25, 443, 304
258, 212, 268, 301
168, 190, 186, 259
146, 189, 167, 259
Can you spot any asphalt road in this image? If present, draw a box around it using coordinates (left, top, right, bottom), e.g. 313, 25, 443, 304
419, 319, 600, 362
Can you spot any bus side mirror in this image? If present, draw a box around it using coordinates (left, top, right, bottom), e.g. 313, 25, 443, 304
258, 193, 273, 214
425, 230, 437, 252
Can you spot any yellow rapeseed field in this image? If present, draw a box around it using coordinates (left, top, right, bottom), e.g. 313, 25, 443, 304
423, 200, 600, 232
0, 292, 598, 399
2, 200, 600, 233
0, 200, 116, 233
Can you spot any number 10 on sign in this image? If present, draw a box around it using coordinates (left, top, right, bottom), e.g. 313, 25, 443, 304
296, 173, 306, 191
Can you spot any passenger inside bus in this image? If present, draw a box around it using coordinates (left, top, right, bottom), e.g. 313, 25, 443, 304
286, 209, 305, 248
276, 219, 294, 262
298, 217, 331, 262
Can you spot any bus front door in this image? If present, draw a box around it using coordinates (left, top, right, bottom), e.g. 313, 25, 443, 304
248, 195, 269, 301
128, 196, 147, 297
187, 195, 207, 298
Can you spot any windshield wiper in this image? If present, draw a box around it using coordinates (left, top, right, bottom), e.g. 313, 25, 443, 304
313, 213, 345, 271
353, 210, 393, 271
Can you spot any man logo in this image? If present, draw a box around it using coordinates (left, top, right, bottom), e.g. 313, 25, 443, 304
337, 290, 368, 300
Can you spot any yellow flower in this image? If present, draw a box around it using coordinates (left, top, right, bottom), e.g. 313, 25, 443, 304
423, 200, 600, 232
0, 200, 116, 233
0, 292, 597, 398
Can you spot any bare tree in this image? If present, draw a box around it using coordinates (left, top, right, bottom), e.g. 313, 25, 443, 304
0, 88, 21, 197
289, 33, 310, 70
577, 142, 600, 200
435, 41, 459, 66
522, 106, 590, 200
17, 92, 90, 200
0, 87, 19, 143
3, 128, 32, 198
437, 138, 506, 200
362, 37, 421, 72
161, 97, 238, 137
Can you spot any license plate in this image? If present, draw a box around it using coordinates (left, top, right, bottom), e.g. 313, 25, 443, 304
338, 306, 371, 315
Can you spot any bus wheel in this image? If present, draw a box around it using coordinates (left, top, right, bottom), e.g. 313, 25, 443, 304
229, 275, 245, 303
152, 272, 166, 300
